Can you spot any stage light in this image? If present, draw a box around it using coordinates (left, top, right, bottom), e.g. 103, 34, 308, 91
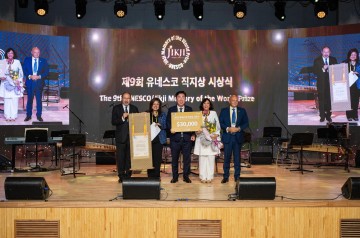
114, 0, 127, 18
34, 0, 48, 16
314, 2, 328, 19
18, 0, 28, 8
154, 0, 165, 20
274, 1, 286, 21
233, 1, 246, 19
192, 0, 203, 21
180, 0, 190, 10
75, 0, 87, 19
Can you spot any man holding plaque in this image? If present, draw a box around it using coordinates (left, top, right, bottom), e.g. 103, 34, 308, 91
219, 95, 249, 183
167, 91, 196, 183
112, 92, 139, 183
313, 46, 338, 123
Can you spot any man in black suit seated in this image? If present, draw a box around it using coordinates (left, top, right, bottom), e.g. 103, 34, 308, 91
313, 46, 338, 123
112, 92, 139, 183
166, 91, 196, 183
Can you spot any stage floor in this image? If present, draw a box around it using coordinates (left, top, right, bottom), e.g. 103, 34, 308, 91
1, 157, 359, 205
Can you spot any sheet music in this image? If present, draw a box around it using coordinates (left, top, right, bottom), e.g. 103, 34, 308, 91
349, 72, 358, 87
150, 122, 161, 141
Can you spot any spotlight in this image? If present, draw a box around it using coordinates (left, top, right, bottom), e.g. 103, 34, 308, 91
154, 0, 165, 20
180, 0, 190, 10
314, 2, 328, 19
34, 0, 48, 16
274, 1, 286, 21
18, 0, 28, 8
192, 0, 203, 21
75, 0, 87, 19
114, 0, 127, 18
233, 1, 246, 19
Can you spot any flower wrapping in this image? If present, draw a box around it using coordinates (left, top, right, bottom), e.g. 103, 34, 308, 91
199, 119, 223, 151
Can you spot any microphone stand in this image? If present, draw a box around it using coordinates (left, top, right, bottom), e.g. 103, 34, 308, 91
64, 105, 85, 134
273, 112, 292, 160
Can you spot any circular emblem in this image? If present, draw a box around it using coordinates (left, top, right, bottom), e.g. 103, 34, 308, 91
161, 35, 190, 70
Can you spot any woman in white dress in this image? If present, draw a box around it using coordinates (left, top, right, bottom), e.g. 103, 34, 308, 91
0, 48, 24, 121
194, 98, 221, 183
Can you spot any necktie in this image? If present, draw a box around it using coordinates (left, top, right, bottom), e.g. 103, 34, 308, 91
325, 58, 328, 65
232, 108, 236, 124
34, 59, 38, 72
125, 106, 128, 113
180, 108, 183, 112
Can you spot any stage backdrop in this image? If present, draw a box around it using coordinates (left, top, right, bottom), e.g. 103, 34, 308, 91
0, 20, 360, 156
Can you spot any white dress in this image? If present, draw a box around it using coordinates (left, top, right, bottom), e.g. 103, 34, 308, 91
0, 59, 24, 120
193, 110, 221, 181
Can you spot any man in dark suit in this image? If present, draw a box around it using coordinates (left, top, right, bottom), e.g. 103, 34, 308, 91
219, 95, 249, 183
166, 91, 196, 183
112, 92, 139, 183
313, 46, 338, 123
23, 47, 49, 122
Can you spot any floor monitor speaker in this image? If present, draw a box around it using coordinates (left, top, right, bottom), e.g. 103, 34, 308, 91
4, 177, 50, 200
122, 177, 160, 200
236, 177, 276, 200
342, 177, 360, 200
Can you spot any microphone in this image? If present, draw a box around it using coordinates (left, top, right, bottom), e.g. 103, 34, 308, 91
63, 104, 68, 109
109, 103, 115, 107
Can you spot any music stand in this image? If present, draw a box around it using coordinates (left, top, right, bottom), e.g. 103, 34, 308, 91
61, 134, 86, 178
50, 130, 70, 166
25, 128, 48, 171
289, 133, 314, 174
51, 130, 70, 137
103, 130, 116, 145
263, 127, 282, 161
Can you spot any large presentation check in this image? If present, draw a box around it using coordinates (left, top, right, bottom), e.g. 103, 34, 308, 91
171, 111, 202, 132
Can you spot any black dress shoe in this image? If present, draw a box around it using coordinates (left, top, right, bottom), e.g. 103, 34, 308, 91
354, 118, 359, 121
221, 178, 229, 184
170, 178, 178, 183
320, 117, 325, 122
37, 116, 43, 122
183, 177, 192, 183
24, 116, 31, 121
327, 118, 332, 123
348, 118, 353, 121
118, 178, 123, 183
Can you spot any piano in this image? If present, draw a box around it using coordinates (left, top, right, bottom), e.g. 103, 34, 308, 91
4, 137, 63, 170
4, 137, 116, 170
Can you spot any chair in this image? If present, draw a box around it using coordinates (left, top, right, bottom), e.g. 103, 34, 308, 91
42, 64, 60, 105
276, 141, 299, 166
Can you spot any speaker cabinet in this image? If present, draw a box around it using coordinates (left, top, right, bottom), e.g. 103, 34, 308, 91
342, 177, 360, 200
236, 177, 276, 200
122, 177, 160, 200
96, 152, 116, 165
251, 152, 273, 165
4, 177, 50, 200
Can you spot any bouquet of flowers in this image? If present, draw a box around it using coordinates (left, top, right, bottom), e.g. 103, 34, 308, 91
199, 119, 223, 151
5, 68, 24, 95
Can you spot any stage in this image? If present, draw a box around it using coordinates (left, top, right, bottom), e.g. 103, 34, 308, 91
1, 157, 360, 238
